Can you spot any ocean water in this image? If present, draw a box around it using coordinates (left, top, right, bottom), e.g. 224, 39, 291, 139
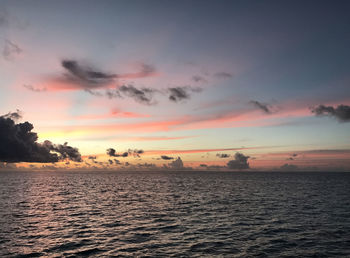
0, 171, 349, 257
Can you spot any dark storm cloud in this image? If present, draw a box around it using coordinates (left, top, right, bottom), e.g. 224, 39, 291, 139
118, 85, 157, 105
250, 100, 271, 114
168, 86, 202, 102
56, 143, 81, 162
216, 153, 231, 158
227, 152, 250, 169
0, 113, 81, 163
42, 141, 82, 162
23, 84, 47, 92
161, 155, 174, 160
2, 39, 22, 60
311, 104, 350, 122
214, 72, 233, 79
192, 75, 207, 83
61, 59, 117, 88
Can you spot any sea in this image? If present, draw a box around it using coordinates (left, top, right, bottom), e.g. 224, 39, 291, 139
0, 171, 349, 257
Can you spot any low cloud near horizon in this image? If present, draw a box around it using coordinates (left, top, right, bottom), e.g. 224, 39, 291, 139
0, 111, 81, 163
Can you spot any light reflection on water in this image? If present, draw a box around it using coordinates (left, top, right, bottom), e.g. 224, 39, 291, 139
0, 171, 350, 257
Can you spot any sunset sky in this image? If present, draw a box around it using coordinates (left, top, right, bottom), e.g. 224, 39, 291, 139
1, 0, 350, 171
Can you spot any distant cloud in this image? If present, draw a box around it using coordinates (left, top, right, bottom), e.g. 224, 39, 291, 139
3, 109, 22, 121
129, 149, 144, 157
23, 84, 47, 92
161, 155, 174, 160
0, 112, 81, 163
311, 104, 350, 122
60, 59, 117, 88
56, 59, 157, 90
169, 157, 184, 169
107, 148, 129, 157
250, 100, 272, 114
286, 153, 298, 161
214, 72, 233, 79
216, 153, 231, 158
168, 86, 202, 102
280, 163, 299, 171
106, 148, 144, 158
2, 39, 22, 61
227, 152, 250, 169
192, 75, 207, 83
119, 63, 156, 79
0, 162, 17, 170
102, 84, 202, 105
46, 141, 82, 162
118, 85, 157, 105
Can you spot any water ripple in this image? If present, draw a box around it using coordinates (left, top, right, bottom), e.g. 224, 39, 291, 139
0, 171, 350, 257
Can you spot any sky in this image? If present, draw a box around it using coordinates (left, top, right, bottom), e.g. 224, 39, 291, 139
1, 0, 350, 171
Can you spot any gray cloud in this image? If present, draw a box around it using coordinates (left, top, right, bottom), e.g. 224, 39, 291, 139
60, 59, 117, 88
0, 113, 81, 163
3, 39, 22, 61
311, 104, 350, 122
47, 142, 82, 162
216, 153, 231, 158
128, 149, 144, 157
23, 84, 47, 92
107, 148, 144, 158
280, 163, 299, 171
119, 63, 156, 78
57, 60, 156, 90
3, 109, 22, 121
192, 75, 207, 83
227, 152, 250, 169
250, 100, 272, 114
168, 86, 202, 102
118, 85, 157, 105
214, 72, 233, 79
161, 155, 174, 160
169, 157, 184, 169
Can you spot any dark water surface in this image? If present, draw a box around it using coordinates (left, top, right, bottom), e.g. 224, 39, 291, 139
0, 171, 349, 257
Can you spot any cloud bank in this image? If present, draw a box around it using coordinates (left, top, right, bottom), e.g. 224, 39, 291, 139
0, 112, 81, 163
